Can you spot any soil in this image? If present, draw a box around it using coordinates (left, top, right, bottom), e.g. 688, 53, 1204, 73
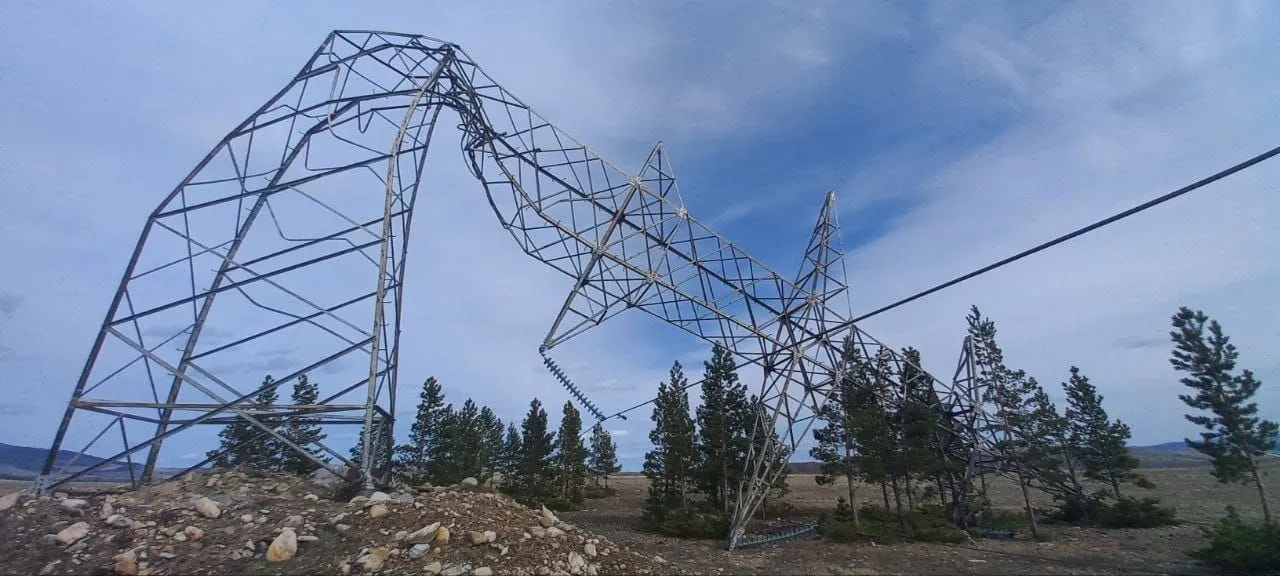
0, 470, 678, 576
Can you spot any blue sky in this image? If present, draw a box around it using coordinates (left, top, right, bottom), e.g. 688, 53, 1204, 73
2, 1, 1278, 472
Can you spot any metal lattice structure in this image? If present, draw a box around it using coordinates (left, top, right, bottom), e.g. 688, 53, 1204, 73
40, 30, 1072, 549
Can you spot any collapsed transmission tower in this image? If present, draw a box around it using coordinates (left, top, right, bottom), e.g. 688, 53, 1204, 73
40, 30, 1069, 549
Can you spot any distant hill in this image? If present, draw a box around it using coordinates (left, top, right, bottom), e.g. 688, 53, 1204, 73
787, 441, 1211, 474
0, 441, 173, 482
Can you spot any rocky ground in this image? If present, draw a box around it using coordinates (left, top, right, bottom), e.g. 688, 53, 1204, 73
0, 470, 680, 576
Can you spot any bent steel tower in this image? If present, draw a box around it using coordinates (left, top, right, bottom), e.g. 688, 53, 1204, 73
42, 31, 1029, 549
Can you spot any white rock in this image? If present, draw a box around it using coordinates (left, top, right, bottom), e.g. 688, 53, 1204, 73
369, 504, 389, 519
298, 535, 320, 543
60, 498, 88, 511
568, 551, 587, 575
335, 523, 352, 534
406, 522, 440, 544
369, 491, 392, 502
55, 522, 90, 546
172, 531, 188, 542
460, 477, 479, 487
474, 568, 494, 576
193, 497, 221, 519
99, 502, 114, 520
584, 542, 597, 558
184, 526, 204, 541
304, 493, 319, 501
423, 561, 443, 575
283, 514, 305, 527
240, 513, 254, 523
357, 547, 391, 572
409, 543, 431, 558
105, 514, 132, 528
266, 528, 298, 562
541, 505, 559, 524
654, 555, 666, 564
0, 492, 20, 512
546, 526, 565, 539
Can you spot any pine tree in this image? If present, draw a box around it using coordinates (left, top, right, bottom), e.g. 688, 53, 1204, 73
641, 361, 698, 526
478, 406, 505, 485
393, 377, 446, 483
431, 399, 484, 485
967, 305, 1044, 538
810, 336, 864, 525
898, 346, 943, 510
556, 401, 589, 503
723, 356, 753, 512
280, 374, 329, 475
517, 398, 556, 504
349, 415, 393, 483
748, 395, 790, 518
848, 360, 894, 512
244, 379, 283, 472
1022, 382, 1070, 494
587, 423, 621, 489
499, 422, 522, 491
1171, 306, 1277, 524
696, 343, 738, 512
207, 375, 278, 468
1063, 366, 1145, 501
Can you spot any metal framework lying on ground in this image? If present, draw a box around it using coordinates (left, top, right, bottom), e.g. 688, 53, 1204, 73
39, 30, 1076, 549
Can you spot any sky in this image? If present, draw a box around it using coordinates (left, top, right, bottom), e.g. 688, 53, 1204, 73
1, 1, 1278, 473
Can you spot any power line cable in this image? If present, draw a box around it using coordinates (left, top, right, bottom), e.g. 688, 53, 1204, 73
840, 143, 1280, 327
591, 143, 1280, 428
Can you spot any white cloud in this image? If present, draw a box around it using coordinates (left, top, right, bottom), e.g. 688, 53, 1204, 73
841, 1, 1280, 444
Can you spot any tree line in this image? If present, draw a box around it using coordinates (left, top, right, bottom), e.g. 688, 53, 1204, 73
807, 303, 1276, 560
209, 374, 621, 510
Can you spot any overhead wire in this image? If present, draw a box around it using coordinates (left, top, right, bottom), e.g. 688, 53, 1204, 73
584, 142, 1280, 430
841, 143, 1280, 327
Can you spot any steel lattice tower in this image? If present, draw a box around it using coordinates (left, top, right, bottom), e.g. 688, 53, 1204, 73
40, 30, 1072, 549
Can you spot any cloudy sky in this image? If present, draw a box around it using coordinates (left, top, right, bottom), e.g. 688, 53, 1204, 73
2, 1, 1278, 472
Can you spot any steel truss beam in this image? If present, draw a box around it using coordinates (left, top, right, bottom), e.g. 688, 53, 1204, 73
42, 30, 1073, 550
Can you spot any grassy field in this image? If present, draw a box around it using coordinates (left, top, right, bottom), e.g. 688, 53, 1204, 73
557, 465, 1278, 575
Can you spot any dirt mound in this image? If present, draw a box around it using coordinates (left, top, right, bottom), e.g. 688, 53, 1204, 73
0, 470, 681, 575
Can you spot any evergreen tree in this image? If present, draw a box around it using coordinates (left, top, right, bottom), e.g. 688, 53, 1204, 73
810, 336, 865, 525
1171, 307, 1277, 524
280, 374, 329, 475
555, 401, 589, 502
849, 360, 894, 512
898, 346, 943, 510
393, 376, 446, 483
1063, 366, 1145, 501
207, 375, 279, 468
642, 361, 698, 526
349, 415, 393, 483
696, 343, 740, 511
433, 399, 484, 484
1022, 382, 1070, 493
517, 398, 556, 504
748, 395, 790, 518
966, 305, 1044, 538
478, 406, 505, 485
587, 422, 621, 489
244, 378, 283, 472
498, 422, 522, 490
